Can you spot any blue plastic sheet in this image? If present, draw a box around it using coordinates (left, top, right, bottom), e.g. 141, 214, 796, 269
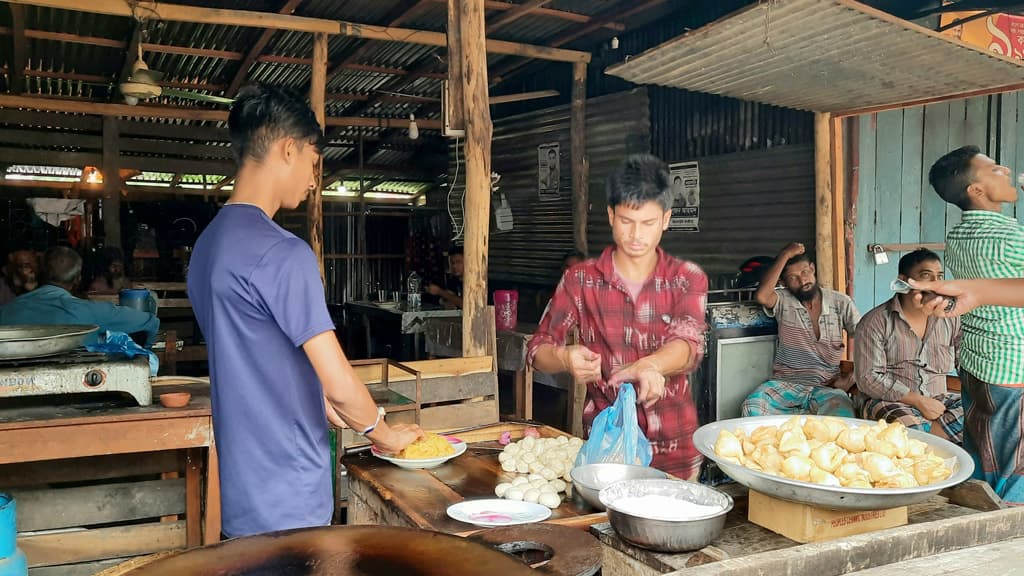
574, 383, 653, 467
86, 331, 159, 377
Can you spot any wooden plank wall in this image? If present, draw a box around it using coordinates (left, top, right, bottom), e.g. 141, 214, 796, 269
851, 92, 1024, 315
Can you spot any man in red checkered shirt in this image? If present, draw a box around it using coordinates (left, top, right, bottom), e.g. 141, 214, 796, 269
527, 154, 708, 479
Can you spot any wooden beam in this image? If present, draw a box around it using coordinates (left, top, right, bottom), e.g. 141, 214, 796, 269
323, 0, 431, 87
0, 108, 101, 131
488, 89, 558, 105
458, 0, 494, 358
8, 4, 26, 94
486, 0, 552, 34
427, 0, 625, 31
814, 112, 834, 290
834, 81, 1024, 118
570, 61, 587, 255
0, 94, 444, 130
5, 0, 590, 63
141, 42, 242, 60
309, 31, 327, 281
489, 0, 663, 84
102, 116, 121, 248
226, 0, 304, 98
446, 0, 465, 134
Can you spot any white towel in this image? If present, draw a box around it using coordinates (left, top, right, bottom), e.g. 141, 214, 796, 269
27, 198, 85, 226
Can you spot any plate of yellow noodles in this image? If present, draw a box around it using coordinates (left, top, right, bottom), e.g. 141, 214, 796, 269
372, 433, 467, 470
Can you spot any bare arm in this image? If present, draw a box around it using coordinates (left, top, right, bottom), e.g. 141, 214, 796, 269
303, 331, 422, 454
911, 278, 1024, 316
757, 243, 805, 309
426, 283, 463, 308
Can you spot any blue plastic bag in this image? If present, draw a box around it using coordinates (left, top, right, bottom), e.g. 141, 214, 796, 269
86, 331, 159, 377
574, 383, 653, 467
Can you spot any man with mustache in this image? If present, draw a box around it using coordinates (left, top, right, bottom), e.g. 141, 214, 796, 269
741, 242, 860, 417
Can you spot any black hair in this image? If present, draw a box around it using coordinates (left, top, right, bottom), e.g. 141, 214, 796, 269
449, 245, 464, 257
228, 85, 326, 166
898, 248, 941, 277
928, 145, 980, 211
606, 154, 674, 211
784, 253, 813, 272
44, 246, 82, 286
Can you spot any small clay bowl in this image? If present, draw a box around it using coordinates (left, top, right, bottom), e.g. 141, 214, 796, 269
160, 392, 191, 408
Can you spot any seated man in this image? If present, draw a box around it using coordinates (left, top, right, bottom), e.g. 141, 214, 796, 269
855, 249, 963, 443
88, 246, 130, 294
0, 248, 39, 306
0, 246, 159, 346
426, 246, 463, 309
742, 242, 860, 417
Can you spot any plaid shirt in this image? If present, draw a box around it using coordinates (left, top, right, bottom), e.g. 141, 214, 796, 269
946, 210, 1024, 384
528, 246, 708, 477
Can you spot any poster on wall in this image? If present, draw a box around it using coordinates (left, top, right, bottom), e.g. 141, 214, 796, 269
668, 161, 700, 232
537, 142, 560, 200
941, 10, 1024, 61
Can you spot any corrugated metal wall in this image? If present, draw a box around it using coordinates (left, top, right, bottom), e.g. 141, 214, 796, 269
446, 89, 650, 286
851, 92, 1024, 315
588, 145, 816, 284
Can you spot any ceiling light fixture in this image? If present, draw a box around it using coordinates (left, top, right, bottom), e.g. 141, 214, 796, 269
610, 36, 620, 50
408, 113, 420, 140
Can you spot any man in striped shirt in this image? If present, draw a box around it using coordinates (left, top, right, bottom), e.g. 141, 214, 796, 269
741, 242, 860, 417
855, 249, 962, 444
929, 144, 1024, 504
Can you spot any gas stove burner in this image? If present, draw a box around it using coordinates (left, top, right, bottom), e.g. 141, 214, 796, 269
0, 351, 152, 406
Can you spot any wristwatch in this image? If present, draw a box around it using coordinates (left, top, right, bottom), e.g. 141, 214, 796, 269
358, 406, 386, 436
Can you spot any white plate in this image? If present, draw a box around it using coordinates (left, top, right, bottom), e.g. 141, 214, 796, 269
446, 499, 552, 527
371, 436, 467, 470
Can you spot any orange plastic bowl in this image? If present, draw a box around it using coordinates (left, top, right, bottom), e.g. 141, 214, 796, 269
159, 392, 191, 408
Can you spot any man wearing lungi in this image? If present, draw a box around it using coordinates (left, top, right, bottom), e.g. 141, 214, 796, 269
855, 249, 963, 444
929, 145, 1024, 504
740, 242, 860, 418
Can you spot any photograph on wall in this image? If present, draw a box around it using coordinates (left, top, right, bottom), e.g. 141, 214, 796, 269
668, 161, 700, 232
537, 142, 560, 200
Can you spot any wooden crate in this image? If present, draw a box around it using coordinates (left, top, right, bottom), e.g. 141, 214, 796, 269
2, 451, 194, 576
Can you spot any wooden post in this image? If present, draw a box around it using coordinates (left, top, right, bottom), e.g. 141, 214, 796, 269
814, 112, 834, 290
457, 0, 494, 358
102, 116, 121, 248
830, 116, 847, 294
308, 32, 327, 281
571, 61, 588, 255
445, 0, 465, 133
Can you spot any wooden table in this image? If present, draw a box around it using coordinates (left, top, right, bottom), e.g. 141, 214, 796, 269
343, 422, 605, 534
596, 481, 1024, 576
0, 389, 221, 549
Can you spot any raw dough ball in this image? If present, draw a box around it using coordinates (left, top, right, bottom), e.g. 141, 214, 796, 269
512, 476, 530, 486
539, 483, 557, 494
550, 479, 567, 492
505, 488, 524, 501
527, 473, 545, 482
516, 461, 531, 474
540, 467, 558, 480
523, 489, 541, 504
498, 452, 511, 463
501, 460, 517, 472
495, 483, 512, 497
539, 492, 561, 509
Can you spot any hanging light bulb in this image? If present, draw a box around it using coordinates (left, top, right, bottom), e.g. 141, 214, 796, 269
124, 95, 140, 106
610, 36, 619, 50
408, 113, 419, 140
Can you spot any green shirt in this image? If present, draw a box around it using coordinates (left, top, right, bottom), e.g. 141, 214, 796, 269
945, 210, 1024, 384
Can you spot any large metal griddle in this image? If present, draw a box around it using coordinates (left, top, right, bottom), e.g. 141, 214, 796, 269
0, 325, 98, 361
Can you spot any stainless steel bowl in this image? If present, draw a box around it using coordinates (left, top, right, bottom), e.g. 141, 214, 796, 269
694, 415, 975, 510
570, 463, 668, 511
598, 479, 733, 553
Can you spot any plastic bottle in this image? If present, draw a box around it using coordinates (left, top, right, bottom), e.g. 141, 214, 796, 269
0, 494, 28, 576
406, 271, 422, 308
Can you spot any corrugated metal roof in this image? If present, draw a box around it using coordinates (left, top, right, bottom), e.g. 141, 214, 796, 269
606, 0, 1024, 113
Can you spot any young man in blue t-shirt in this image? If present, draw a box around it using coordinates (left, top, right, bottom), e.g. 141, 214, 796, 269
188, 85, 422, 538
